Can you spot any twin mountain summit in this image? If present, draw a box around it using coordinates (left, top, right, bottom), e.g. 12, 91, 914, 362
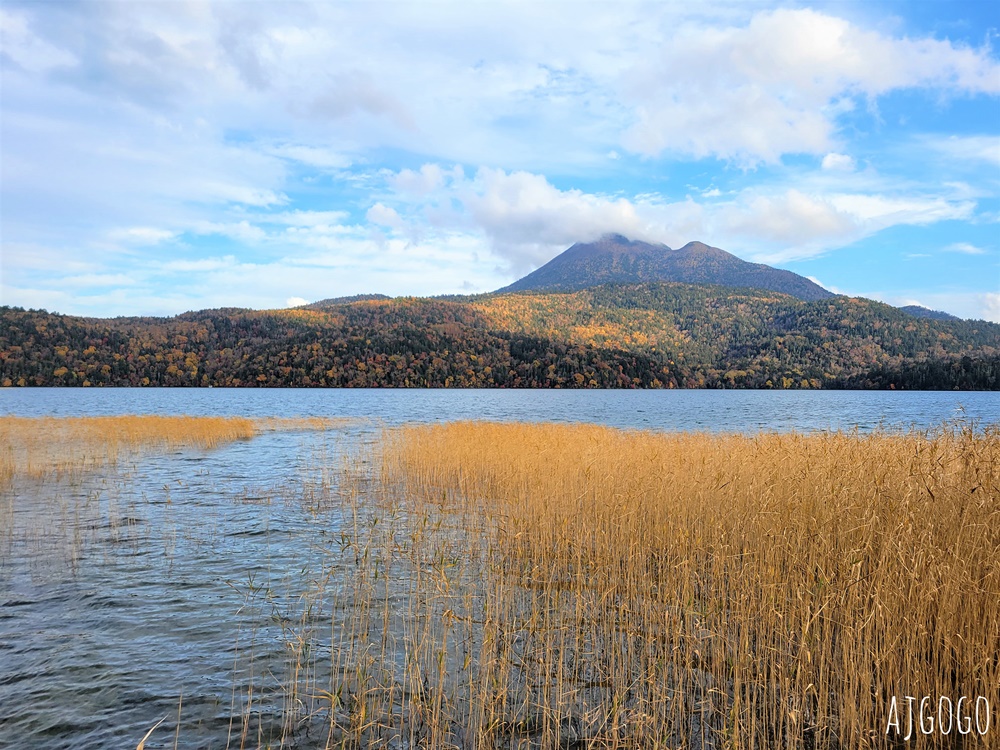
2, 235, 997, 388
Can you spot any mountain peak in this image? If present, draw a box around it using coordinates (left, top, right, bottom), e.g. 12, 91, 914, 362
677, 240, 713, 252
597, 232, 636, 244
498, 236, 834, 301
571, 233, 667, 255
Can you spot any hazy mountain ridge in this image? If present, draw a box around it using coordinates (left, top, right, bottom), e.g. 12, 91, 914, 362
899, 305, 960, 322
498, 234, 835, 302
305, 293, 391, 308
3, 281, 998, 389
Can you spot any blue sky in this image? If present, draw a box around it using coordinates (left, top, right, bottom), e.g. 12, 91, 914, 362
1, 0, 998, 320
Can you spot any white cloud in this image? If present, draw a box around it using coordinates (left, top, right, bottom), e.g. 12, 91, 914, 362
267, 144, 352, 170
1, 80, 290, 260
8, 2, 995, 181
0, 8, 77, 73
924, 135, 1000, 168
728, 191, 974, 261
282, 224, 359, 246
984, 293, 1000, 323
203, 183, 287, 207
261, 210, 351, 227
366, 203, 405, 230
108, 227, 177, 245
0, 284, 77, 313
0, 243, 97, 273
3, 2, 997, 314
872, 291, 1000, 322
159, 256, 238, 272
829, 194, 974, 228
3, 228, 505, 316
285, 296, 309, 307
58, 273, 137, 288
378, 163, 979, 268
460, 167, 651, 270
390, 164, 455, 196
622, 8, 1000, 164
821, 153, 855, 171
193, 221, 267, 242
720, 190, 857, 252
805, 276, 846, 295
310, 70, 416, 131
624, 85, 834, 165
944, 242, 987, 255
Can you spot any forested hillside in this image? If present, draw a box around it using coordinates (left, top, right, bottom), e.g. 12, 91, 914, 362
2, 283, 998, 389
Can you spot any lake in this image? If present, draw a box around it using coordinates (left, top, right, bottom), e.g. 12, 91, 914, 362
2, 387, 997, 432
1, 389, 996, 749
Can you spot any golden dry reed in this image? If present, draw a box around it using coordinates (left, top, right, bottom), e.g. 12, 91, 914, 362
375, 421, 1000, 749
0, 415, 257, 482
0, 415, 357, 485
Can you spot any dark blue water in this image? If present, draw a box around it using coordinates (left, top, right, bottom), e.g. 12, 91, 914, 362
2, 388, 996, 432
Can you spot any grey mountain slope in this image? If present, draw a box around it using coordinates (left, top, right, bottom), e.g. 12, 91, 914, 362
496, 234, 835, 302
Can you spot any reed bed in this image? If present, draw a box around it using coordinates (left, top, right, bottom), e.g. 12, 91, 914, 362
355, 421, 999, 749
5, 416, 997, 749
0, 415, 357, 484
0, 415, 258, 482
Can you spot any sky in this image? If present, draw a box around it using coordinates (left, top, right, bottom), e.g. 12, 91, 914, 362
1, 0, 998, 320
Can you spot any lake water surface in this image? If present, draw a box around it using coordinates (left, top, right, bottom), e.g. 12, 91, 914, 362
1, 389, 996, 749
3, 388, 996, 432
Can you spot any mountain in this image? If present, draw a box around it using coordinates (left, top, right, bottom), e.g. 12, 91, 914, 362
497, 234, 835, 301
900, 305, 961, 322
3, 283, 998, 389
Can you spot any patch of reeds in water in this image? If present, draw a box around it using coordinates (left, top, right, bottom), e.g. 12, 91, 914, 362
0, 415, 259, 483
0, 415, 359, 487
362, 421, 999, 749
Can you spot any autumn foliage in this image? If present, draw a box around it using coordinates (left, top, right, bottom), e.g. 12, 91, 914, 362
2, 283, 998, 389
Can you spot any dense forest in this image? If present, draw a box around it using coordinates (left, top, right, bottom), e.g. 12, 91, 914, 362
2, 282, 998, 389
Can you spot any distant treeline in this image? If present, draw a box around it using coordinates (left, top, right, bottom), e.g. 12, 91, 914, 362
2, 283, 998, 389
836, 355, 1000, 391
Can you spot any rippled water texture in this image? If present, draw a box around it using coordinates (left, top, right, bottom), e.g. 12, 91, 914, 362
2, 388, 997, 431
1, 390, 997, 748
1, 425, 380, 749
